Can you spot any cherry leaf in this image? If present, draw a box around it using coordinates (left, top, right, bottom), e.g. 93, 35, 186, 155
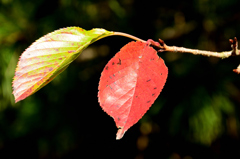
13, 27, 113, 103
98, 41, 168, 139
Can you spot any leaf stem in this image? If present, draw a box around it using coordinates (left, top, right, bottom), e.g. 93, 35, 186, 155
113, 32, 146, 43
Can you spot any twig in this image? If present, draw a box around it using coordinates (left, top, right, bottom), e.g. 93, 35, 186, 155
147, 38, 240, 74
148, 38, 239, 59
112, 32, 239, 59
112, 32, 240, 74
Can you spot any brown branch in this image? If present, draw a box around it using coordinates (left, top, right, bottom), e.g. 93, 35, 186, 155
147, 38, 240, 74
148, 38, 239, 59
112, 32, 239, 59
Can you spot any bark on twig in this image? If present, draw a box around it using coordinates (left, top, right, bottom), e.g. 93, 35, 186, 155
147, 38, 240, 74
148, 38, 239, 59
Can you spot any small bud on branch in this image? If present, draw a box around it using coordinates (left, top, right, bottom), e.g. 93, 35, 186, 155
229, 37, 239, 56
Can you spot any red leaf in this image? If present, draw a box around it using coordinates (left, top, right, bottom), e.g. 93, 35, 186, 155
98, 41, 168, 139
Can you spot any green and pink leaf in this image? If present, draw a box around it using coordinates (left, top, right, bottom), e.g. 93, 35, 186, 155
13, 27, 113, 102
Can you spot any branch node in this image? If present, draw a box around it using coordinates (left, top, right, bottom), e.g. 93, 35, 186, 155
229, 37, 239, 56
147, 39, 168, 52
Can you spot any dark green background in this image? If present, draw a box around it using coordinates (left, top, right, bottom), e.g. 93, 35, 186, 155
1, 0, 240, 158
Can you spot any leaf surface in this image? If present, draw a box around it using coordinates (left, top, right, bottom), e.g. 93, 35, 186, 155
98, 41, 168, 139
13, 27, 113, 102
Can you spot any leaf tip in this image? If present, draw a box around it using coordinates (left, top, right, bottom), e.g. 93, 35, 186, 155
14, 99, 20, 103
13, 92, 25, 103
116, 127, 125, 140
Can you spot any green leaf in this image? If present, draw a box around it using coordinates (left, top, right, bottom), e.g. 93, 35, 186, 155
12, 27, 114, 102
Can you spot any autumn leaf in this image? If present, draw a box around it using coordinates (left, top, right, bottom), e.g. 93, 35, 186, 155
13, 27, 114, 103
98, 41, 168, 139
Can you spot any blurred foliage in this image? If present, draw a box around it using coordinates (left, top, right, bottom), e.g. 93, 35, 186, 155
1, 0, 240, 158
